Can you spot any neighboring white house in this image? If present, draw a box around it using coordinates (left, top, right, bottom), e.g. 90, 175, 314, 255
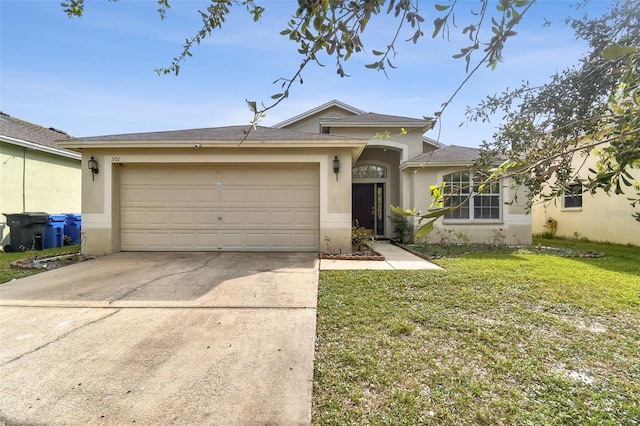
0, 113, 81, 249
60, 100, 532, 256
531, 143, 640, 246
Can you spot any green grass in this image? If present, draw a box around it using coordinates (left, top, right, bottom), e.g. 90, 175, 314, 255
0, 245, 80, 283
313, 239, 640, 424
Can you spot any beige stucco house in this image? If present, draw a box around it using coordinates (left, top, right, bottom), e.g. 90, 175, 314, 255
0, 113, 81, 248
60, 100, 532, 256
531, 144, 639, 246
277, 101, 532, 246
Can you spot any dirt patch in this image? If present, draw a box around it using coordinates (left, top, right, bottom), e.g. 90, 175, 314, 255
10, 252, 94, 271
320, 245, 385, 261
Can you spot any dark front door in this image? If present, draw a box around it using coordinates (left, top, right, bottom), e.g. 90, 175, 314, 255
352, 183, 384, 235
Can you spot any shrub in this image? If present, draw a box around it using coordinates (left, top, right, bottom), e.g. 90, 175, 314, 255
389, 212, 412, 243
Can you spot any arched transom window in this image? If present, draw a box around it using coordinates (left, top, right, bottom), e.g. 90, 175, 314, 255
352, 164, 387, 179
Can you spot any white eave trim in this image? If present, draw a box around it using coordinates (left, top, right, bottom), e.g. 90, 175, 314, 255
1, 135, 81, 160
320, 121, 430, 129
58, 139, 367, 149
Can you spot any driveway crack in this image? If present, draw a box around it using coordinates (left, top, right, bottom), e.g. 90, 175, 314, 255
106, 255, 221, 304
1, 309, 121, 367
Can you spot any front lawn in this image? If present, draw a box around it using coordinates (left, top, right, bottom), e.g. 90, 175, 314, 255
313, 239, 640, 424
0, 245, 80, 284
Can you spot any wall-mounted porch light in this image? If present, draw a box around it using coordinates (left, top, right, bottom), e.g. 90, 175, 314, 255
88, 156, 99, 181
333, 155, 340, 181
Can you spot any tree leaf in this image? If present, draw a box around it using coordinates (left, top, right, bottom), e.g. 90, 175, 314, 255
419, 207, 455, 219
245, 99, 257, 113
415, 219, 436, 238
432, 17, 445, 38
601, 44, 636, 60
390, 205, 416, 216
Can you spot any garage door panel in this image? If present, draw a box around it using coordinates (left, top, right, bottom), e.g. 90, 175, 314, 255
269, 211, 294, 225
270, 233, 297, 248
147, 211, 174, 225
173, 211, 198, 225
220, 210, 247, 225
221, 189, 245, 203
121, 209, 146, 226
194, 210, 219, 225
295, 233, 319, 250
120, 164, 319, 251
195, 233, 220, 249
295, 211, 319, 225
168, 233, 197, 249
173, 188, 197, 202
245, 189, 269, 202
121, 231, 147, 250
121, 188, 147, 203
220, 232, 245, 250
245, 233, 269, 249
295, 188, 319, 203
270, 189, 294, 203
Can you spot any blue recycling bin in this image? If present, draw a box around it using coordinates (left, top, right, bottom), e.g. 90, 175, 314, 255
64, 213, 82, 245
44, 214, 66, 249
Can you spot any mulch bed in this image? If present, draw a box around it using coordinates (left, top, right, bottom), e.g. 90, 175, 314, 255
320, 246, 385, 261
10, 252, 94, 270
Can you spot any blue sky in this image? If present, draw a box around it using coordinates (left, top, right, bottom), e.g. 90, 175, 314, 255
1, 0, 609, 147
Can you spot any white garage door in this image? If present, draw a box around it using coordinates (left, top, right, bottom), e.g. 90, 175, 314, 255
119, 164, 319, 251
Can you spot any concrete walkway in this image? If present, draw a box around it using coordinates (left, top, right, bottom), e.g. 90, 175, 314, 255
320, 241, 441, 270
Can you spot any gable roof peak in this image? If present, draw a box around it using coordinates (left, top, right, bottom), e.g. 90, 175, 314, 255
273, 100, 365, 128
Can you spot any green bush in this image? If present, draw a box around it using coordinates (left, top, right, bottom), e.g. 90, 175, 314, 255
389, 213, 412, 243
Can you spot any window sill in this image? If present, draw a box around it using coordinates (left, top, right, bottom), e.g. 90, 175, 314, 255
561, 208, 583, 212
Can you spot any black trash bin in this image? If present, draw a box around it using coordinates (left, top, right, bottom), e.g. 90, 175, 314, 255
2, 212, 49, 252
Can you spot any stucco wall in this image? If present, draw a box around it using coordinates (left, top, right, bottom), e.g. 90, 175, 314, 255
280, 105, 353, 133
329, 127, 423, 160
531, 152, 639, 245
0, 142, 81, 248
79, 147, 355, 255
403, 166, 532, 245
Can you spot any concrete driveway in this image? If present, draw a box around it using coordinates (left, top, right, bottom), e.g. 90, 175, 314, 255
0, 252, 319, 425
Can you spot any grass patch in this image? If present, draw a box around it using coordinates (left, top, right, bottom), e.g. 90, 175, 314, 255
313, 239, 640, 424
404, 238, 605, 259
0, 245, 80, 284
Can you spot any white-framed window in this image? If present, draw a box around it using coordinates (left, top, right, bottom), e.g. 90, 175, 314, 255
443, 171, 501, 220
563, 183, 583, 209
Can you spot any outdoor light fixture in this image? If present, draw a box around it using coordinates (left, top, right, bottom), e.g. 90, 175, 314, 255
88, 156, 99, 181
333, 155, 340, 181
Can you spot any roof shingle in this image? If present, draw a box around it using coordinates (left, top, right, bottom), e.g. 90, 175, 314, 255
322, 112, 432, 127
67, 125, 361, 142
0, 112, 71, 148
408, 145, 480, 164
